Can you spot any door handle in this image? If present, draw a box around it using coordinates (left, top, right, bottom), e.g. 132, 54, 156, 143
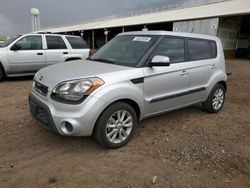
180, 70, 189, 76
63, 52, 69, 54
211, 65, 217, 70
37, 52, 43, 55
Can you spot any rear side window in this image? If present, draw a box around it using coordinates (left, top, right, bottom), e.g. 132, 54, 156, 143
66, 37, 88, 49
210, 41, 217, 58
188, 39, 211, 61
152, 37, 185, 63
46, 36, 67, 49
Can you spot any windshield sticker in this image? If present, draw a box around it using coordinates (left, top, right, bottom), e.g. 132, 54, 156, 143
132, 37, 151, 42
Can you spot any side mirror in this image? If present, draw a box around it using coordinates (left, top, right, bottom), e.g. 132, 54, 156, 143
149, 55, 170, 66
11, 43, 21, 51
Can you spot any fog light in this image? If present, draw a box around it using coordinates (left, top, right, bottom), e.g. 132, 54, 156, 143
61, 121, 73, 134
65, 122, 73, 132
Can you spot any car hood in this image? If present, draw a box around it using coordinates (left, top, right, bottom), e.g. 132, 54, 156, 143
35, 60, 134, 90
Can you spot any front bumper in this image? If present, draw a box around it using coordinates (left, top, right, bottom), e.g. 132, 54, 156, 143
29, 89, 106, 136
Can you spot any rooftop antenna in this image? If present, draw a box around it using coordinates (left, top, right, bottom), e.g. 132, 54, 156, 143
31, 8, 41, 32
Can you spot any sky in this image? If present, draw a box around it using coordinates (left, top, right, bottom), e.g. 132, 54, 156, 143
0, 0, 186, 35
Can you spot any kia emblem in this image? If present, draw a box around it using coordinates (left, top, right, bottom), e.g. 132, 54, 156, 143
39, 75, 43, 81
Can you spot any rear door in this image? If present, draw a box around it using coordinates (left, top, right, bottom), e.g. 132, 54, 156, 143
8, 35, 45, 74
143, 36, 190, 116
45, 35, 71, 66
186, 39, 218, 102
65, 36, 90, 59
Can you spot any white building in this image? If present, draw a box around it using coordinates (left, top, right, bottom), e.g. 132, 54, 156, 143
39, 0, 250, 58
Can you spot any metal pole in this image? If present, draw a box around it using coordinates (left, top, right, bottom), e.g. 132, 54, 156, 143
31, 16, 33, 32
105, 35, 108, 43
80, 30, 84, 38
92, 30, 95, 49
104, 29, 108, 44
122, 27, 125, 32
142, 25, 148, 31
34, 17, 37, 31
37, 16, 41, 30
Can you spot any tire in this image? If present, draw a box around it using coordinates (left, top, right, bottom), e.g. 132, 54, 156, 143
203, 84, 226, 113
0, 67, 4, 81
94, 102, 137, 149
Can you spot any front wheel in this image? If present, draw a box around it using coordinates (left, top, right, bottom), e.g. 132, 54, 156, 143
94, 102, 137, 149
203, 84, 226, 113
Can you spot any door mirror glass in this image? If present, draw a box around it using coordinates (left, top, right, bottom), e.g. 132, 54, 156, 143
11, 43, 21, 51
149, 55, 170, 66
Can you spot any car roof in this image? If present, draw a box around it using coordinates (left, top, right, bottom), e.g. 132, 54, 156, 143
118, 30, 219, 41
27, 33, 81, 38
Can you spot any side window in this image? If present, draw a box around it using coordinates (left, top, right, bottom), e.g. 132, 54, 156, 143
188, 39, 211, 61
15, 35, 42, 50
66, 37, 89, 49
152, 37, 185, 63
46, 36, 67, 49
210, 41, 217, 58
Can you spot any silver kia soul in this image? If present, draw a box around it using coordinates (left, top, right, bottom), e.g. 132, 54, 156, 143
29, 31, 227, 148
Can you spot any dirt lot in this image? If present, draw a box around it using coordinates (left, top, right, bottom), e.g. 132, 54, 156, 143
0, 59, 250, 188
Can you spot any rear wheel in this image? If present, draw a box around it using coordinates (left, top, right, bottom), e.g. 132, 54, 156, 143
203, 84, 225, 113
94, 102, 137, 149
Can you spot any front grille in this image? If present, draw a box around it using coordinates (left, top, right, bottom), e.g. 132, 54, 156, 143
29, 96, 55, 131
34, 81, 48, 96
36, 106, 49, 125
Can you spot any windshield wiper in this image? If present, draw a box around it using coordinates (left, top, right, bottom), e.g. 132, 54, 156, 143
89, 58, 115, 64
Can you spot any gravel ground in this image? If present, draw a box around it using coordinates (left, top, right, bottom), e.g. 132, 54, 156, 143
0, 59, 250, 188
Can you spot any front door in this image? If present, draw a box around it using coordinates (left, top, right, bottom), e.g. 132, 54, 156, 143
8, 35, 45, 74
143, 36, 190, 116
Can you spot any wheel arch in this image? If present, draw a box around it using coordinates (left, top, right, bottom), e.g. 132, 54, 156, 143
92, 98, 141, 136
205, 70, 227, 100
113, 98, 141, 121
217, 81, 227, 92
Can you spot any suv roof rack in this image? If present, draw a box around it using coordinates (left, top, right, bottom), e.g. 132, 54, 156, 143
36, 32, 52, 34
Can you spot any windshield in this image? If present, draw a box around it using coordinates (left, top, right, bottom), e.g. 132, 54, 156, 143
0, 35, 21, 47
89, 35, 158, 67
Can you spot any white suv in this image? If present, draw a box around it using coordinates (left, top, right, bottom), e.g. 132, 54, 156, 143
0, 33, 90, 80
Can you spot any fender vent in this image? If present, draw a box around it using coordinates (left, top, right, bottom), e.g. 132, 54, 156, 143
131, 77, 144, 84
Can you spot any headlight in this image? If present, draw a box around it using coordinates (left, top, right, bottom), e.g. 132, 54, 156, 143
51, 78, 104, 103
